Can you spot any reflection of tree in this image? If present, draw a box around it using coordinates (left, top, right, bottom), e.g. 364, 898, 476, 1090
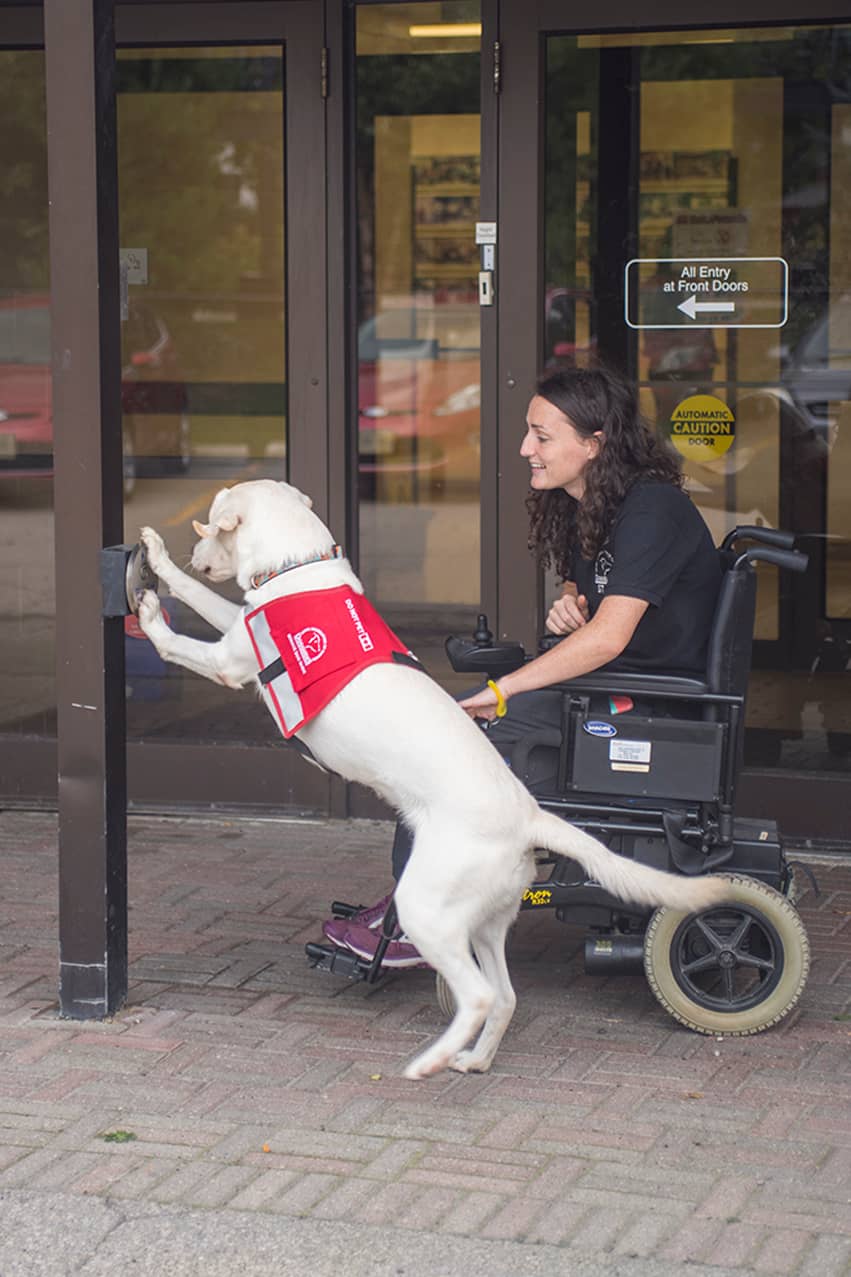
0, 52, 49, 291
356, 52, 479, 323
115, 57, 286, 380
545, 40, 595, 301
117, 82, 283, 294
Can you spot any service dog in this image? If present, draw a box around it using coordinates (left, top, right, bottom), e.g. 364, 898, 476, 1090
137, 479, 730, 1080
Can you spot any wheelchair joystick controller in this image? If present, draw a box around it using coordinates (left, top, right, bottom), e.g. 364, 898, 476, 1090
444, 612, 527, 678
473, 613, 494, 647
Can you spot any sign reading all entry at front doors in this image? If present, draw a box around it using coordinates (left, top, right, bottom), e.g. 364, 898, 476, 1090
624, 256, 789, 330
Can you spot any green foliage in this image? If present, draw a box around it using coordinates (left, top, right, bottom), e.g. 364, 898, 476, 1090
101, 1130, 138, 1144
0, 52, 49, 292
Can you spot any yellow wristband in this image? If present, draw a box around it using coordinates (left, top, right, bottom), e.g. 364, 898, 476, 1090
487, 679, 508, 718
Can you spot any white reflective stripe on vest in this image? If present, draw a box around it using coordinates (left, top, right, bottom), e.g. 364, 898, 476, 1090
244, 605, 305, 735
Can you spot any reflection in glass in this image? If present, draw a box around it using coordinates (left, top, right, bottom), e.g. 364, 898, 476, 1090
118, 47, 287, 743
545, 24, 851, 772
356, 4, 481, 684
0, 51, 55, 740
0, 47, 289, 748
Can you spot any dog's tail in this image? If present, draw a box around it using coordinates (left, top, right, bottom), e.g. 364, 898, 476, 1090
531, 809, 731, 913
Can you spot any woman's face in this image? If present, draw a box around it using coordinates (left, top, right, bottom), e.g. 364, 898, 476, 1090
520, 395, 601, 499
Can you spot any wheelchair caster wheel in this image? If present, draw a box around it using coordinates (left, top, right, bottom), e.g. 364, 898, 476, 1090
435, 972, 455, 1021
643, 873, 810, 1036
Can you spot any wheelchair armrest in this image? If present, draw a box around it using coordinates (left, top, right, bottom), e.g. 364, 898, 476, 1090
722, 525, 796, 552
548, 671, 725, 702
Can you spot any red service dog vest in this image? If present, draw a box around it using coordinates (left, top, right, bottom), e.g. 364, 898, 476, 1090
244, 584, 421, 738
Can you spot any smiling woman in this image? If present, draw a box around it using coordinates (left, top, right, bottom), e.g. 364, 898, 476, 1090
521, 393, 601, 499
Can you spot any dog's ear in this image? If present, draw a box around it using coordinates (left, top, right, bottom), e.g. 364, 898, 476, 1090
214, 510, 241, 533
195, 483, 243, 538
280, 482, 313, 511
191, 511, 240, 538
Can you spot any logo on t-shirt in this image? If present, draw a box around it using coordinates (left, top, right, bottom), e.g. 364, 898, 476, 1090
594, 549, 614, 594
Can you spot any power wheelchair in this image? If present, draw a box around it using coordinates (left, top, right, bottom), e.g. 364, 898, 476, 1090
307, 526, 813, 1038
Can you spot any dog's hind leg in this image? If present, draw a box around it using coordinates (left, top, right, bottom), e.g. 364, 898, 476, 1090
450, 909, 517, 1074
402, 937, 494, 1080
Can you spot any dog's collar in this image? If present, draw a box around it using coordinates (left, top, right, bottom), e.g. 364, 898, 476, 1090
250, 545, 343, 591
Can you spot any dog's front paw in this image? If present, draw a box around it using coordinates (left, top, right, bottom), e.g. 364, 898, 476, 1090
137, 588, 164, 634
139, 526, 171, 576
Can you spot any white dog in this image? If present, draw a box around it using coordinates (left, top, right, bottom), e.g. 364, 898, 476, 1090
137, 479, 729, 1080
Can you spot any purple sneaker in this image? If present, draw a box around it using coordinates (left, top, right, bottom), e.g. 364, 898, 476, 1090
350, 891, 394, 930
321, 892, 394, 949
324, 920, 428, 970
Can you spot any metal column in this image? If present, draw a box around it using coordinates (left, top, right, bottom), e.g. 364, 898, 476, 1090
44, 0, 127, 1018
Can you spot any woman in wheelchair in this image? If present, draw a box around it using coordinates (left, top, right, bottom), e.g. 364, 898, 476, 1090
321, 363, 724, 968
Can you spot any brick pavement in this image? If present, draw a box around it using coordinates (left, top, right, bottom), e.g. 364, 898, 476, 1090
0, 808, 849, 1275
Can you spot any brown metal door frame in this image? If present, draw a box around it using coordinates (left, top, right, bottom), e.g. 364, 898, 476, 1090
341, 0, 501, 821
45, 0, 126, 1015
496, 0, 851, 841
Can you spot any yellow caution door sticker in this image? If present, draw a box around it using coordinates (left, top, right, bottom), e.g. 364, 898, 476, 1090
669, 394, 735, 462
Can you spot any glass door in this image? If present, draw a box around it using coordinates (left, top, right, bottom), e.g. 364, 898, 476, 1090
117, 44, 289, 750
0, 40, 55, 802
499, 5, 851, 837
0, 3, 329, 809
114, 4, 328, 807
354, 3, 485, 690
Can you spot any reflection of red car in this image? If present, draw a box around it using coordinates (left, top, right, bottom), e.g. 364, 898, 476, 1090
357, 309, 481, 492
0, 295, 190, 495
0, 296, 52, 476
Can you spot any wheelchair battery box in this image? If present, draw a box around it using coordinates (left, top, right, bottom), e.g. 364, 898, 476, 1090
569, 715, 723, 801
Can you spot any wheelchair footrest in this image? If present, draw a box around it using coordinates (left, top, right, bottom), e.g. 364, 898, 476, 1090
329, 900, 364, 920
305, 940, 386, 984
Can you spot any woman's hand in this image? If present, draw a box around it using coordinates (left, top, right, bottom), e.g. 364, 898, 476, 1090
545, 590, 589, 635
459, 684, 503, 722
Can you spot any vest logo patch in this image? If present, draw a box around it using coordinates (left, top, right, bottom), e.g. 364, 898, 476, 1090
289, 626, 328, 674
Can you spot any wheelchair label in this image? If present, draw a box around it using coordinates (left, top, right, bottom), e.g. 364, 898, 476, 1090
583, 720, 618, 737
609, 739, 652, 770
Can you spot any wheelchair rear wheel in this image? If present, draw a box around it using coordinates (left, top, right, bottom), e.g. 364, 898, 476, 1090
644, 874, 810, 1035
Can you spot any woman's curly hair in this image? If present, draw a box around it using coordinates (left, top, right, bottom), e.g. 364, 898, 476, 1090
526, 364, 683, 578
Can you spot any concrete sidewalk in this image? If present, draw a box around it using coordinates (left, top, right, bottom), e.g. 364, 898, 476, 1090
0, 809, 849, 1276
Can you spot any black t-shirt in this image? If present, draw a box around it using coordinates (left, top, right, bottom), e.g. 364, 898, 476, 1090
570, 481, 721, 678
